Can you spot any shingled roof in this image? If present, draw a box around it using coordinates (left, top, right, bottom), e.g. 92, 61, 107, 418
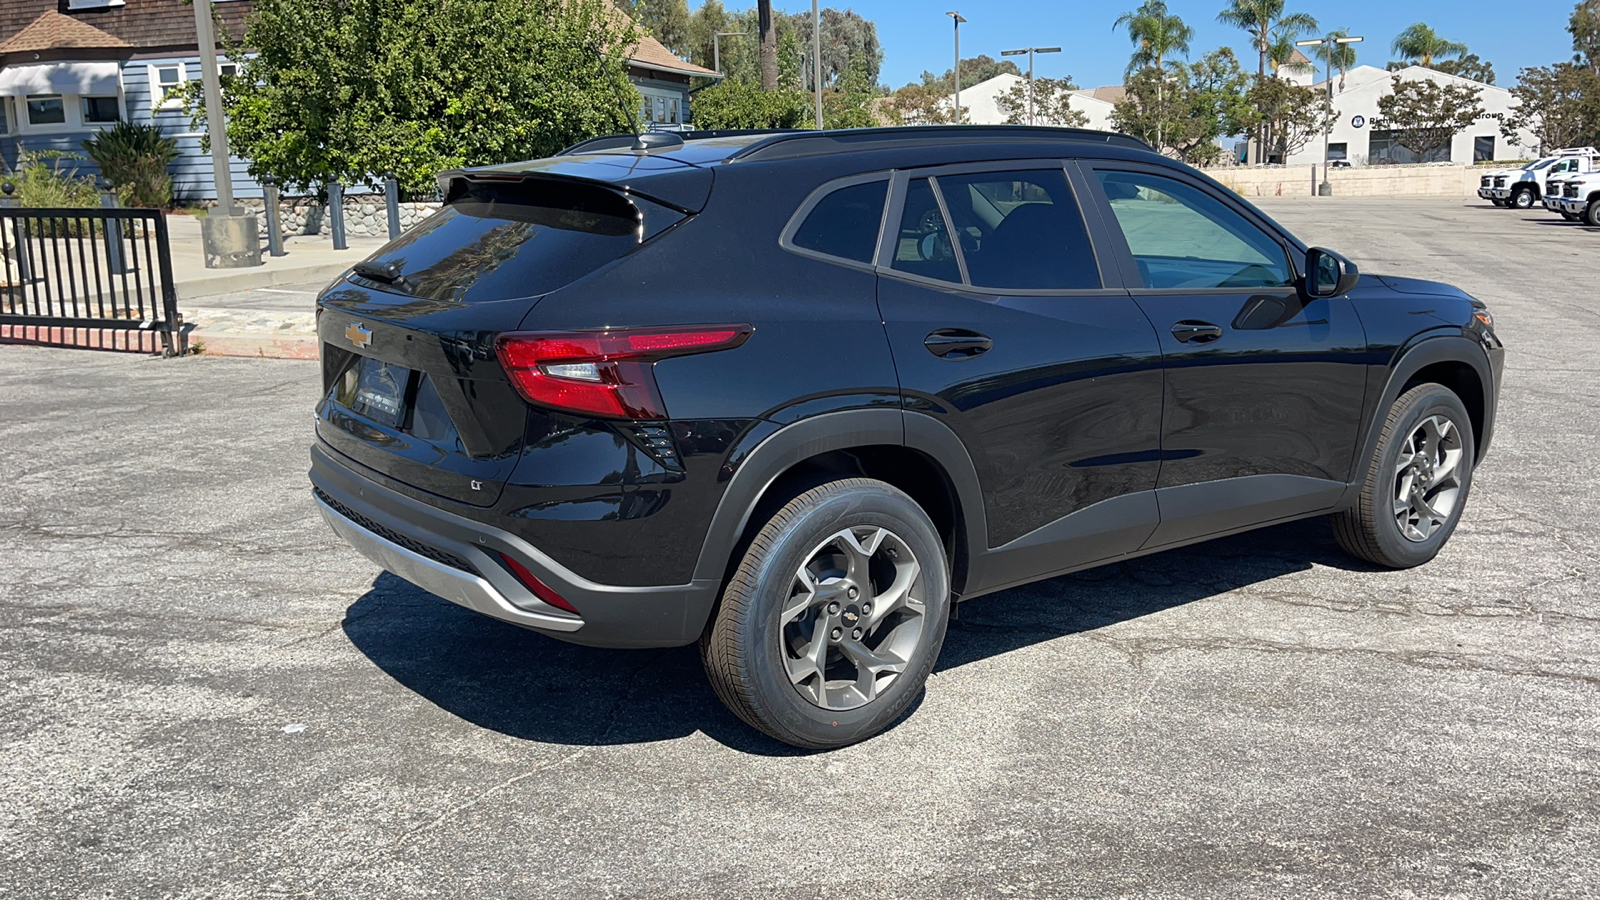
629, 33, 718, 77
0, 11, 129, 56
0, 1, 251, 60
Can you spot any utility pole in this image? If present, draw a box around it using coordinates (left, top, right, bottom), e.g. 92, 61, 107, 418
1002, 46, 1061, 125
1296, 34, 1363, 196
946, 12, 965, 124
813, 0, 824, 129
192, 0, 260, 267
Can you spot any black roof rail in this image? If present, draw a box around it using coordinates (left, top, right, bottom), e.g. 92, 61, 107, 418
727, 125, 1154, 162
558, 129, 807, 156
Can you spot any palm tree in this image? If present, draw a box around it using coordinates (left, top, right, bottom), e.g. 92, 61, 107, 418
757, 0, 776, 90
1113, 1, 1195, 77
1266, 22, 1314, 76
1310, 27, 1359, 90
1390, 22, 1468, 67
1217, 0, 1319, 80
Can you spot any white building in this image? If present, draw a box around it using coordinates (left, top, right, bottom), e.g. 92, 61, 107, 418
1282, 64, 1537, 167
940, 73, 1115, 131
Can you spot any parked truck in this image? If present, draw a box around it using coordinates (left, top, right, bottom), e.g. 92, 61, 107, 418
1551, 170, 1600, 226
1481, 147, 1600, 209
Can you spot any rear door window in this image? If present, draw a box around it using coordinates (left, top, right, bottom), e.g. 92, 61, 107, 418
353, 180, 680, 304
935, 168, 1100, 290
790, 179, 887, 263
890, 178, 962, 284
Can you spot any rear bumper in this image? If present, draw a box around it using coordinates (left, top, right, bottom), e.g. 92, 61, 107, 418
310, 443, 721, 648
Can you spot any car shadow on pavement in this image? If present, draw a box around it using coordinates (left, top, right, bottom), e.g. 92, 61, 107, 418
342, 516, 1371, 755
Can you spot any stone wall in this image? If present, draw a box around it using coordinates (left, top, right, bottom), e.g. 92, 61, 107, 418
1201, 163, 1486, 199
229, 194, 443, 241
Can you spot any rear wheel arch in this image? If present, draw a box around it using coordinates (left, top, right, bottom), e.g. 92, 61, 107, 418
691, 409, 986, 613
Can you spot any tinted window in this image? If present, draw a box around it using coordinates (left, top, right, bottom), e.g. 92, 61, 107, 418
936, 168, 1099, 290
353, 180, 679, 304
1096, 170, 1292, 290
890, 178, 961, 284
791, 180, 887, 263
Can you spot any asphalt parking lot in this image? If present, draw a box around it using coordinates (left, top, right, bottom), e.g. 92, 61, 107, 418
2, 197, 1596, 899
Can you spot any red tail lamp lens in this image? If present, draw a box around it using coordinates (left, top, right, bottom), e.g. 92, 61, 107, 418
495, 325, 752, 419
499, 553, 579, 614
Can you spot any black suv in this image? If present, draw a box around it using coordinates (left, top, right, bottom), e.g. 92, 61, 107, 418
311, 126, 1505, 749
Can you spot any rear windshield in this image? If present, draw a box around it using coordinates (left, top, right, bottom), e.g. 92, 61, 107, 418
352, 180, 679, 304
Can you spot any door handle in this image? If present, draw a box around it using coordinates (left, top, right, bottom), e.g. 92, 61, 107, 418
924, 328, 993, 359
1171, 321, 1223, 344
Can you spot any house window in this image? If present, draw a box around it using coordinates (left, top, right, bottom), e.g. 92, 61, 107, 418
66, 0, 126, 8
0, 98, 9, 135
219, 63, 239, 78
26, 95, 66, 126
82, 96, 121, 123
152, 64, 185, 108
1327, 142, 1348, 161
1368, 129, 1450, 165
1474, 135, 1495, 163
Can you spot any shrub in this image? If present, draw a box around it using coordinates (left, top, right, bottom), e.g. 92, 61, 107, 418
82, 122, 179, 208
690, 81, 810, 130
5, 152, 101, 209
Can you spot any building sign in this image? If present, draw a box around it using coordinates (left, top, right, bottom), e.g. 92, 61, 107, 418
1351, 115, 1366, 129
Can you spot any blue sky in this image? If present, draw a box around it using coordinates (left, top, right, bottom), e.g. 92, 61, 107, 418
706, 0, 1580, 89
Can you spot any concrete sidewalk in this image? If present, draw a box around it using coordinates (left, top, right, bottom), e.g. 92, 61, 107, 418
166, 212, 387, 300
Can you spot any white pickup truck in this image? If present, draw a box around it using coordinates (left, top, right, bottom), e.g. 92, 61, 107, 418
1479, 147, 1600, 209
1551, 171, 1600, 226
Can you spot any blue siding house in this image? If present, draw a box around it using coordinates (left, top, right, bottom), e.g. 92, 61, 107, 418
1, 1, 716, 202
0, 0, 257, 201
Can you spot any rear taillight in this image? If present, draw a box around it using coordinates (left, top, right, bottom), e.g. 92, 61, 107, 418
499, 552, 580, 614
495, 325, 752, 419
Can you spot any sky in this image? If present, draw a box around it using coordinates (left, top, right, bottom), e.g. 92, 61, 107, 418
697, 0, 1582, 90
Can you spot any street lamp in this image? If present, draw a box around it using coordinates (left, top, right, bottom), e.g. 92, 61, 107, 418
713, 31, 751, 74
1001, 46, 1061, 125
1297, 34, 1364, 196
946, 12, 965, 124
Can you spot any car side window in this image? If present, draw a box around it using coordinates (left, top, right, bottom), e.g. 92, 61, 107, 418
1095, 170, 1293, 290
791, 179, 888, 264
934, 168, 1100, 290
890, 178, 961, 284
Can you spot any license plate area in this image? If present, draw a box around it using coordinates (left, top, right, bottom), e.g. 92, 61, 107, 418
334, 356, 412, 429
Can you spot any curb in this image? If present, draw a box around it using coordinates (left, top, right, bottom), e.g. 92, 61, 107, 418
179, 260, 354, 300
192, 331, 318, 360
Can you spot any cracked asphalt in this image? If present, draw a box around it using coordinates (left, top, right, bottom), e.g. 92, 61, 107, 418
2, 198, 1596, 899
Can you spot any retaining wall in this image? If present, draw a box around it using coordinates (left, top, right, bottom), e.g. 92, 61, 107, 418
1201, 163, 1485, 199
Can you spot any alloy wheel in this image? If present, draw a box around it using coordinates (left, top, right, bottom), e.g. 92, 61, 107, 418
781, 525, 926, 711
1393, 414, 1465, 542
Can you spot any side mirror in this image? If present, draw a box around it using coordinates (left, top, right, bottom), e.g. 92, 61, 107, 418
1306, 247, 1360, 298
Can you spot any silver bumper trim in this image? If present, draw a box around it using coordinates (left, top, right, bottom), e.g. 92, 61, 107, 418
316, 496, 584, 633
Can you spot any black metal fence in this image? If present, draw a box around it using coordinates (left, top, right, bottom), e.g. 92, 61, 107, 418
0, 207, 185, 356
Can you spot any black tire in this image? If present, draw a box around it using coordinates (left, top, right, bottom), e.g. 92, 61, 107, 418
1332, 384, 1476, 568
701, 478, 950, 749
1587, 199, 1600, 227
1490, 199, 1507, 208
1562, 211, 1581, 221
1511, 189, 1535, 209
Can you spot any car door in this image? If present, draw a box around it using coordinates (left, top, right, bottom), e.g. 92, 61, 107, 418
1081, 163, 1369, 549
872, 162, 1166, 593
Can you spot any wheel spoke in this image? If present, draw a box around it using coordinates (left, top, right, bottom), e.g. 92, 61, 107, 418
785, 627, 828, 689
1432, 447, 1463, 486
865, 557, 922, 632
782, 568, 820, 624
841, 641, 907, 703
839, 526, 887, 583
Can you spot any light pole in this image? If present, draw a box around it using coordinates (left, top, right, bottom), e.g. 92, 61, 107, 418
946, 12, 965, 124
1001, 46, 1061, 125
713, 31, 751, 74
813, 0, 824, 129
1297, 34, 1363, 196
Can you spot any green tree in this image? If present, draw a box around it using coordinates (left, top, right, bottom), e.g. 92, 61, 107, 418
625, 0, 691, 56
883, 81, 959, 125
691, 79, 809, 128
1375, 75, 1484, 161
1245, 75, 1337, 162
82, 121, 180, 208
1571, 0, 1600, 73
822, 61, 879, 129
1390, 22, 1469, 67
1216, 0, 1318, 80
1503, 63, 1600, 152
1113, 1, 1195, 76
997, 76, 1089, 127
919, 54, 1024, 90
181, 0, 639, 194
1111, 49, 1252, 163
1308, 28, 1358, 88
1427, 54, 1496, 85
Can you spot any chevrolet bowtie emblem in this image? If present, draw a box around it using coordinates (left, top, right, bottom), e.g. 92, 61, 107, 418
346, 322, 372, 349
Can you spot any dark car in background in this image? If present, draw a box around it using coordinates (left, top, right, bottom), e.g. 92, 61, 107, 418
310, 126, 1504, 749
